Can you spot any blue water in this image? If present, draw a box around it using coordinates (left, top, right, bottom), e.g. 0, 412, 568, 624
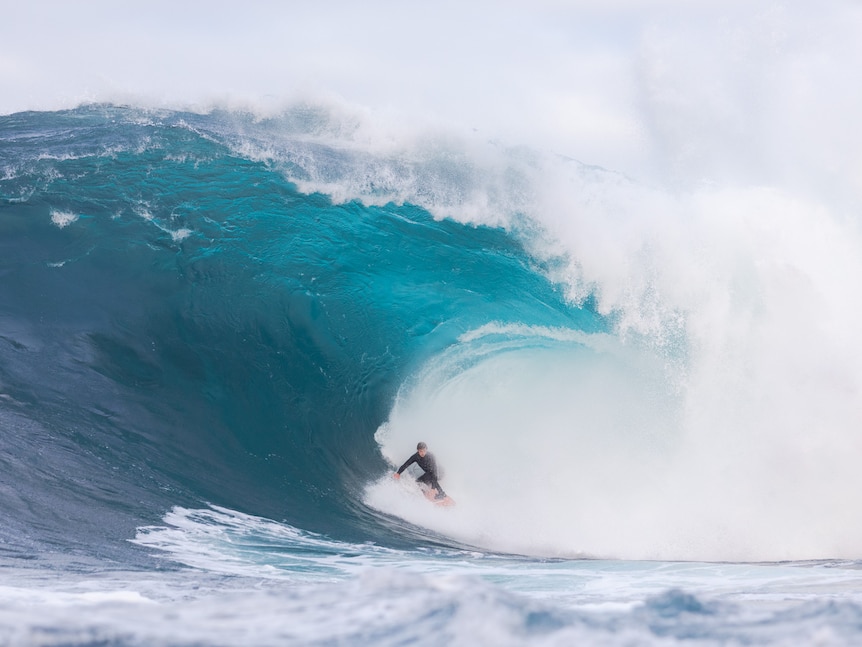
2, 106, 862, 646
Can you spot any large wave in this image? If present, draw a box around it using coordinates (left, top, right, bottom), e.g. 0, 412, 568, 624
4, 101, 862, 564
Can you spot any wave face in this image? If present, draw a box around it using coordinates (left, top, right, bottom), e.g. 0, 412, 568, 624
0, 106, 599, 559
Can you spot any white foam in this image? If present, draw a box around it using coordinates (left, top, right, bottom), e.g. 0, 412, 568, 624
0, 505, 838, 644
170, 227, 192, 242
50, 210, 79, 228
2, 558, 861, 647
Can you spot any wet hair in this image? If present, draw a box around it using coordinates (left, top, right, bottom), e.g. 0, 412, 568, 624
417, 442, 427, 450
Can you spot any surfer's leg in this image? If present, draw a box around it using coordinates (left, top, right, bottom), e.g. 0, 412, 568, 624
430, 477, 446, 499
418, 473, 446, 499
416, 473, 433, 496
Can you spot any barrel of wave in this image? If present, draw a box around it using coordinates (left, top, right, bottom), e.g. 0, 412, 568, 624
364, 324, 683, 558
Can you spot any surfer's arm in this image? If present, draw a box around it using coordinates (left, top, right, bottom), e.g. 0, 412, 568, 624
394, 453, 418, 478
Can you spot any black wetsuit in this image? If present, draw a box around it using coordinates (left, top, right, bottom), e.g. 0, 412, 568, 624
397, 451, 446, 498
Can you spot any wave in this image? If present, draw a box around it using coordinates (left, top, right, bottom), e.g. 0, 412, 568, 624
2, 104, 862, 562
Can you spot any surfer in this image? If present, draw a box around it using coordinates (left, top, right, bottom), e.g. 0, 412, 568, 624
393, 442, 447, 500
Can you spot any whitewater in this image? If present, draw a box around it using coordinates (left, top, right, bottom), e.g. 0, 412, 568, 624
3, 1, 862, 645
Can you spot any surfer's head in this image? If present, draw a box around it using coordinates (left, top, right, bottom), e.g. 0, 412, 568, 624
417, 441, 427, 456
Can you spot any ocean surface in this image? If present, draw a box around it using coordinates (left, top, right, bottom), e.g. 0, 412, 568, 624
2, 105, 862, 646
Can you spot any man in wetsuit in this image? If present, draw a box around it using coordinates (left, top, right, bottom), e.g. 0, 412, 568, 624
393, 441, 447, 500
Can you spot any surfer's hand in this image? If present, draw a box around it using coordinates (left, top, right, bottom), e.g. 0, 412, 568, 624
393, 472, 400, 480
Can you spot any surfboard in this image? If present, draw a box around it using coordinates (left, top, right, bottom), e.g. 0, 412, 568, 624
420, 486, 456, 506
